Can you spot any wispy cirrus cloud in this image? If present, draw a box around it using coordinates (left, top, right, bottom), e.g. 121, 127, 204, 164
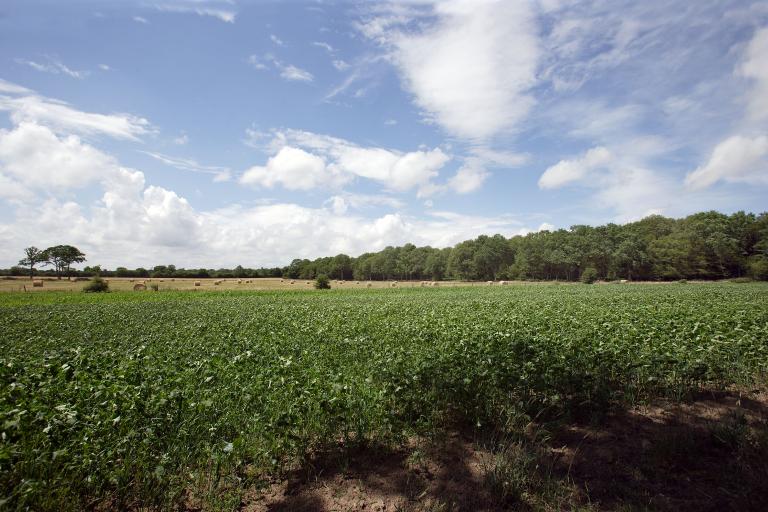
142, 151, 231, 182
153, 1, 236, 23
0, 79, 153, 141
247, 54, 314, 82
15, 57, 87, 79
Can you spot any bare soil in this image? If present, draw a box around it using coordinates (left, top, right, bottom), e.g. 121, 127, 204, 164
239, 390, 768, 512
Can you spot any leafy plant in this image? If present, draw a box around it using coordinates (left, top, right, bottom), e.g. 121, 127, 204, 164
82, 276, 109, 293
314, 274, 331, 289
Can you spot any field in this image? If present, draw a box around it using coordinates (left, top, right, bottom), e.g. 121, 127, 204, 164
0, 277, 481, 293
1, 283, 767, 510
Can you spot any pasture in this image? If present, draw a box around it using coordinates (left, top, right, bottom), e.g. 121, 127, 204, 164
1, 283, 767, 510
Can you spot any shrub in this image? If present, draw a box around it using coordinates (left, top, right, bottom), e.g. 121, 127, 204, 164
749, 256, 768, 281
82, 277, 109, 293
314, 274, 331, 289
580, 267, 598, 284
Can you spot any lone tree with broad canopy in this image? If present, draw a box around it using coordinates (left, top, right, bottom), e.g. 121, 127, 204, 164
18, 246, 47, 279
42, 245, 86, 279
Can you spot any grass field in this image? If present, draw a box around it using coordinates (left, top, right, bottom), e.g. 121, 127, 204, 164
1, 283, 767, 510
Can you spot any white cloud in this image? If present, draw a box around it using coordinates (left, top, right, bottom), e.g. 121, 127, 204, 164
142, 151, 231, 182
133, 16, 149, 24
98, 64, 111, 71
739, 27, 768, 122
0, 90, 152, 141
247, 54, 314, 82
384, 119, 398, 126
324, 193, 404, 215
448, 160, 489, 194
0, 79, 32, 95
539, 146, 611, 189
332, 59, 350, 71
247, 129, 451, 195
270, 34, 284, 46
241, 146, 344, 190
154, 3, 236, 23
173, 133, 189, 145
685, 135, 768, 189
0, 122, 119, 190
15, 57, 86, 79
280, 65, 314, 82
312, 41, 335, 53
363, 0, 539, 141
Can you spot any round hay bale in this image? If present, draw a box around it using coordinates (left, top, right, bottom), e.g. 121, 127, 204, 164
487, 280, 494, 285
390, 282, 398, 288
194, 281, 201, 287
499, 280, 507, 286
366, 282, 372, 288
214, 280, 222, 285
237, 279, 242, 284
290, 280, 295, 284
133, 283, 147, 291
432, 282, 439, 287
32, 280, 43, 288
129, 279, 135, 282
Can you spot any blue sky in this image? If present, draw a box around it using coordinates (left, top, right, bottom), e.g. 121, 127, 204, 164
1, 0, 767, 268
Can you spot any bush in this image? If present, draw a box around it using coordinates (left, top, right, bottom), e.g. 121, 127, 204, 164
82, 277, 109, 293
748, 256, 768, 281
314, 274, 331, 289
580, 267, 598, 284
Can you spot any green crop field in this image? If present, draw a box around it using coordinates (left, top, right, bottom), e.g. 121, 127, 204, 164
2, 283, 767, 510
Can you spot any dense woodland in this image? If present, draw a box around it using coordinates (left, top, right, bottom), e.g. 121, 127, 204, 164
5, 210, 768, 281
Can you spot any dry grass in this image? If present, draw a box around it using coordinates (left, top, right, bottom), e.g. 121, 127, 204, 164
0, 277, 518, 293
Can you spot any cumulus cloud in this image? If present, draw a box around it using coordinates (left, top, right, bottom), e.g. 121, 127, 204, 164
685, 135, 768, 189
240, 146, 345, 190
539, 146, 611, 189
0, 122, 118, 190
243, 129, 451, 195
361, 0, 539, 142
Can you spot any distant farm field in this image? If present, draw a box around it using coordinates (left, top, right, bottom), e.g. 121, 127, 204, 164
1, 284, 767, 510
0, 276, 484, 293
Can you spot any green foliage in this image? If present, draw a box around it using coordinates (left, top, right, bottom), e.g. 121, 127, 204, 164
314, 274, 331, 289
82, 276, 109, 293
580, 267, 598, 284
0, 284, 766, 509
749, 256, 768, 280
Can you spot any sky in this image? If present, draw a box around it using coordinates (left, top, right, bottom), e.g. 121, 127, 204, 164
1, 0, 767, 269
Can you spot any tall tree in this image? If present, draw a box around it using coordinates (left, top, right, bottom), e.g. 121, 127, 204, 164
18, 246, 46, 279
42, 245, 86, 279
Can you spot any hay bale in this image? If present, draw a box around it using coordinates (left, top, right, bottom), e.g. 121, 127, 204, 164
366, 282, 372, 288
32, 280, 43, 288
390, 281, 398, 288
355, 281, 360, 285
237, 279, 242, 284
487, 280, 494, 285
420, 281, 427, 287
214, 280, 222, 285
619, 279, 628, 283
432, 282, 439, 287
133, 283, 147, 291
290, 280, 295, 285
130, 279, 135, 282
499, 281, 508, 286
194, 281, 201, 287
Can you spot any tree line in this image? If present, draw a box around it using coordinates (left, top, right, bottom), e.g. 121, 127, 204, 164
7, 211, 768, 282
